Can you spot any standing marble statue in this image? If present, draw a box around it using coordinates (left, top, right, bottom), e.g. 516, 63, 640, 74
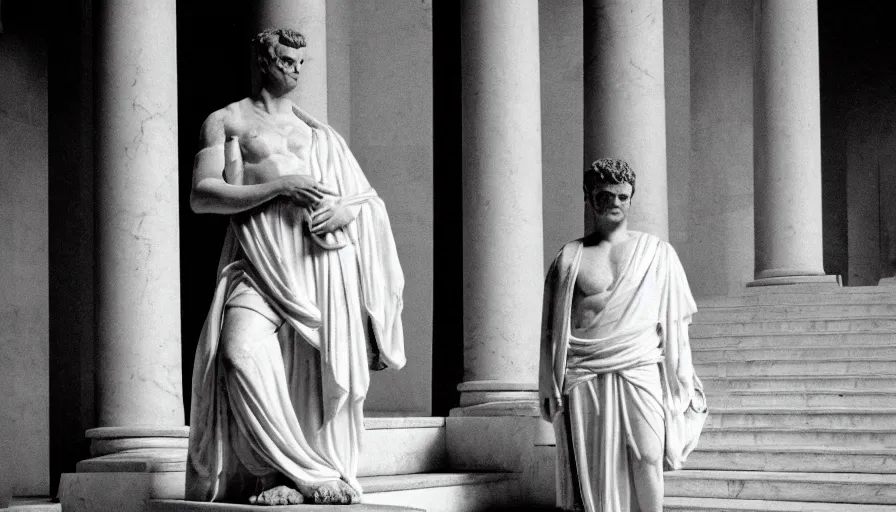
539, 158, 706, 512
186, 28, 405, 506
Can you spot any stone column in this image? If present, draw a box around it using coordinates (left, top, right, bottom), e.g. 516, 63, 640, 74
252, 0, 328, 122
80, 0, 187, 472
583, 0, 668, 240
750, 0, 838, 287
59, 3, 187, 509
456, 0, 544, 417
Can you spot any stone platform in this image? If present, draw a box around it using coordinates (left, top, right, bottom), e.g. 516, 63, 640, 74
149, 502, 421, 512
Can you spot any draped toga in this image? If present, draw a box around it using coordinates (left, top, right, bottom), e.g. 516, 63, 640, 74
539, 232, 706, 512
186, 106, 405, 502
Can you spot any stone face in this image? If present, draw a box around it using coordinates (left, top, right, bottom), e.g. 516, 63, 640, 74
253, 0, 328, 122
583, 0, 668, 240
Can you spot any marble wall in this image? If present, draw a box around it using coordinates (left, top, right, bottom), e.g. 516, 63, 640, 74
538, 0, 584, 269
836, 5, 896, 285
0, 6, 49, 507
349, 0, 434, 415
686, 0, 755, 296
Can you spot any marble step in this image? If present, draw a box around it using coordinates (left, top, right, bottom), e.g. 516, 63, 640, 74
691, 318, 896, 336
705, 408, 896, 429
686, 445, 896, 473
706, 389, 896, 408
699, 426, 896, 447
694, 345, 896, 362
150, 501, 421, 511
697, 288, 896, 307
695, 302, 896, 322
663, 497, 896, 511
695, 358, 896, 377
701, 375, 896, 391
665, 470, 896, 504
360, 417, 447, 477
360, 473, 520, 512
4, 498, 60, 512
689, 331, 896, 348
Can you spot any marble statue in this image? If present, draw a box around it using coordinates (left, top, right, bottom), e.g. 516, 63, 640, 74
185, 28, 405, 506
539, 158, 707, 512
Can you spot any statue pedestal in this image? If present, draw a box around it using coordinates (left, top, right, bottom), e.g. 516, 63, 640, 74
58, 427, 188, 512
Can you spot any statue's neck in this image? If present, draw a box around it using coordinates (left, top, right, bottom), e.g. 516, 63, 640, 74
256, 88, 294, 115
586, 221, 629, 245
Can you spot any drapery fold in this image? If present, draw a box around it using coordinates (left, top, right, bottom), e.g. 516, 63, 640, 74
186, 106, 404, 503
539, 233, 706, 511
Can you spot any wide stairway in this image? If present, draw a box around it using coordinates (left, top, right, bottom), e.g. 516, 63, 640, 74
664, 286, 896, 511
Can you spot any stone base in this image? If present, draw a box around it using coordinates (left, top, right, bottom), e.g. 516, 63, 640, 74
878, 276, 896, 286
58, 471, 185, 512
7, 497, 61, 512
149, 500, 422, 512
745, 274, 841, 288
446, 416, 538, 472
58, 426, 190, 512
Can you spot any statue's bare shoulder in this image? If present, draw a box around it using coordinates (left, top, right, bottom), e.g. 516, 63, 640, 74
198, 101, 247, 149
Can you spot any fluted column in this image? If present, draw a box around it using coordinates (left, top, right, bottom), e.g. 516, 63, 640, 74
584, 0, 668, 240
751, 0, 838, 287
456, 0, 544, 416
252, 0, 328, 122
94, 0, 183, 430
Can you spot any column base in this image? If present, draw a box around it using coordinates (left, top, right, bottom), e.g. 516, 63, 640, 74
450, 380, 539, 417
59, 426, 189, 512
746, 274, 841, 288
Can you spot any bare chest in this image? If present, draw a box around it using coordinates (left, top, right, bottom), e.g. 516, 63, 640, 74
232, 109, 313, 165
571, 239, 632, 332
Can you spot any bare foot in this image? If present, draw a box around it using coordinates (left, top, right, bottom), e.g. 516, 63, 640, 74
311, 480, 360, 505
249, 484, 304, 506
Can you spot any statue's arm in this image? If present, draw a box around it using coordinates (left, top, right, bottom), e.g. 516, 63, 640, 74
189, 110, 324, 215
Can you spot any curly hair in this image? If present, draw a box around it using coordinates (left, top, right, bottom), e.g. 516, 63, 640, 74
583, 158, 636, 196
253, 28, 306, 67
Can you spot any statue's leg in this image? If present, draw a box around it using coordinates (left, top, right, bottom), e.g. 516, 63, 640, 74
623, 368, 665, 512
219, 305, 343, 503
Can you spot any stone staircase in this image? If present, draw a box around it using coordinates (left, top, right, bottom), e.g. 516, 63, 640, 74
665, 286, 896, 511
146, 417, 518, 512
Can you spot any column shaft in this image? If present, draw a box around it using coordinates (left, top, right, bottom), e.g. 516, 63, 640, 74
459, 0, 544, 413
752, 0, 827, 282
94, 0, 183, 427
253, 0, 328, 122
584, 0, 668, 240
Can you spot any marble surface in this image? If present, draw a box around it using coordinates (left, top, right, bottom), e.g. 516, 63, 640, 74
254, 0, 328, 122
460, 0, 543, 399
150, 501, 421, 512
59, 472, 185, 512
94, 0, 184, 426
446, 416, 537, 472
753, 0, 826, 280
350, 0, 434, 416
0, 19, 49, 508
583, 0, 668, 240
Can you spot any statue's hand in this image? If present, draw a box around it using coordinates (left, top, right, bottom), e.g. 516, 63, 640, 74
310, 201, 354, 235
274, 175, 335, 207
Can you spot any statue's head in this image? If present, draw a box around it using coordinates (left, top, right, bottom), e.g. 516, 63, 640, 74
583, 158, 635, 223
253, 28, 307, 94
